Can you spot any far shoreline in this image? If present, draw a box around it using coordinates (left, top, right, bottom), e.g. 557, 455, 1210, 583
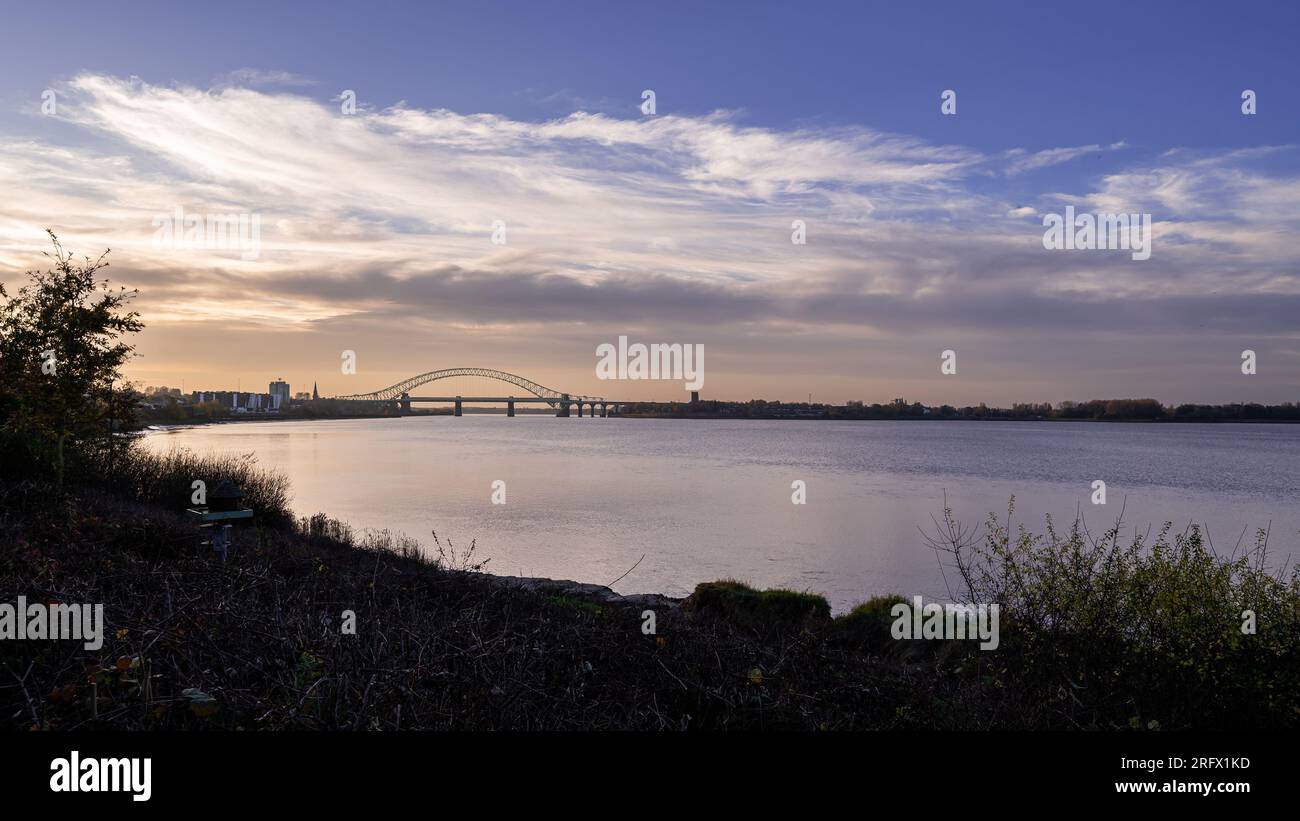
138, 413, 1300, 430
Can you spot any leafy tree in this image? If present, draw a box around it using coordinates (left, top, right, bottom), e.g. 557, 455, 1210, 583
0, 231, 142, 485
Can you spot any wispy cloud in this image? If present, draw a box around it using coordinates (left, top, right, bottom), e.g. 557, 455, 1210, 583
1004, 141, 1128, 175
212, 68, 318, 88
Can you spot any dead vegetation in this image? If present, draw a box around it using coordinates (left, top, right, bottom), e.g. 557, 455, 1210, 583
3, 454, 1296, 731
2, 476, 960, 730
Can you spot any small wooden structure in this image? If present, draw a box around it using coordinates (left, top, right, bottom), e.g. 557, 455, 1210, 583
186, 480, 254, 560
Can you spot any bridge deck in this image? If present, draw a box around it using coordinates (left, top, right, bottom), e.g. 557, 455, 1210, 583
404, 396, 602, 403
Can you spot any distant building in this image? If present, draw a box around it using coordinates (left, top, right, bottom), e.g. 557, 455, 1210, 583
269, 379, 290, 407
191, 390, 281, 412
312, 382, 319, 401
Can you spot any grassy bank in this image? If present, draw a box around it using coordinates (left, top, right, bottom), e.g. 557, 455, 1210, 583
2, 448, 1297, 730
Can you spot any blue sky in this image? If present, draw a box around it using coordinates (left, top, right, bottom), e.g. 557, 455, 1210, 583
0, 1, 1297, 404
5, 1, 1296, 149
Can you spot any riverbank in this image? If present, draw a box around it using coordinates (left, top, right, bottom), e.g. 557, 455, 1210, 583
0, 478, 941, 730
138, 411, 409, 429
620, 412, 1300, 423
137, 397, 1300, 426
3, 446, 1298, 730
143, 409, 1300, 425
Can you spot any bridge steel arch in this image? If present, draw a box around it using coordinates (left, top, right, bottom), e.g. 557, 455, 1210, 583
335, 367, 604, 405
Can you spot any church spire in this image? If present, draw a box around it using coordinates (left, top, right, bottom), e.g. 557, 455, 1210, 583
312, 382, 319, 401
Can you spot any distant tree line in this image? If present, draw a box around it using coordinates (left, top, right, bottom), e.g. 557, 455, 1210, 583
625, 397, 1300, 422
135, 396, 398, 423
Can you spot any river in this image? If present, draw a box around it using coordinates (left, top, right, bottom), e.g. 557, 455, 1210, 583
143, 418, 1300, 612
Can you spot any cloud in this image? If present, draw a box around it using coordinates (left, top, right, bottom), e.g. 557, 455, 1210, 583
1, 73, 1298, 401
212, 68, 318, 88
1004, 141, 1128, 175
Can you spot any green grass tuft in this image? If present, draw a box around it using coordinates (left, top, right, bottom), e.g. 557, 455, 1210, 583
831, 594, 909, 649
685, 579, 831, 633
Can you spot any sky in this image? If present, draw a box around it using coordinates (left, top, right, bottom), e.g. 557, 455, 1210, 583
1, 0, 1298, 405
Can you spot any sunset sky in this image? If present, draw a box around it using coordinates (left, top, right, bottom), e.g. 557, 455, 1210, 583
2, 1, 1298, 405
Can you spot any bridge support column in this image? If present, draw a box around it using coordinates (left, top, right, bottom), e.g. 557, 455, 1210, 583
577, 402, 584, 417
454, 396, 462, 417
557, 393, 571, 417
600, 403, 607, 417
400, 392, 411, 413
507, 398, 515, 417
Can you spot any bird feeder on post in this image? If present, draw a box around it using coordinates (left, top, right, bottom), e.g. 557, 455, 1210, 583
186, 479, 254, 561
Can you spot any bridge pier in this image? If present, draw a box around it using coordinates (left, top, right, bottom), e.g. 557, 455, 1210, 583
577, 402, 584, 417
400, 392, 411, 413
557, 393, 570, 417
600, 402, 607, 417
507, 397, 515, 417
454, 396, 462, 417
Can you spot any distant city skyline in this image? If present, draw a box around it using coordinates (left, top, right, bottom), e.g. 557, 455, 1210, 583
2, 1, 1298, 405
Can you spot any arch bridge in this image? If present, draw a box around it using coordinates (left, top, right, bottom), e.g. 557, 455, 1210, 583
334, 367, 617, 417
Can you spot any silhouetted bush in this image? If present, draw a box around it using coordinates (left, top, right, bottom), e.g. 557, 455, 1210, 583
925, 498, 1300, 729
81, 444, 294, 528
0, 232, 140, 485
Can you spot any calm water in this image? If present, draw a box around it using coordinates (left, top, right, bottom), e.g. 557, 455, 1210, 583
144, 418, 1300, 611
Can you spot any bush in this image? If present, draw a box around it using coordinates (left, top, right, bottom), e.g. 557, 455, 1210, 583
925, 497, 1300, 728
82, 444, 294, 527
0, 232, 140, 485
